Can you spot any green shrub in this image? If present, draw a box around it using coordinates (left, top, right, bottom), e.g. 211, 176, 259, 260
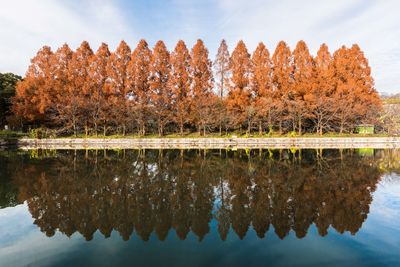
28, 128, 58, 139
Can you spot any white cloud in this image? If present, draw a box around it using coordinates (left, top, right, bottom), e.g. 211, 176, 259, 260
215, 0, 400, 93
0, 0, 134, 76
1, 0, 399, 93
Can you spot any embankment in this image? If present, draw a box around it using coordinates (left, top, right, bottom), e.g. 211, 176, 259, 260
1, 137, 400, 149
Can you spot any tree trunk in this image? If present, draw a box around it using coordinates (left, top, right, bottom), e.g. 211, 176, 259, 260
73, 119, 77, 137
141, 123, 146, 136
158, 118, 162, 137
103, 125, 107, 136
267, 114, 272, 134
318, 121, 323, 136
298, 119, 302, 135
259, 121, 262, 135
159, 123, 163, 137
85, 122, 88, 137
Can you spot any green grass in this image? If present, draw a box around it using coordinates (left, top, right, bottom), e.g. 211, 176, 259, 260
1, 129, 394, 140
0, 130, 27, 139
41, 131, 394, 139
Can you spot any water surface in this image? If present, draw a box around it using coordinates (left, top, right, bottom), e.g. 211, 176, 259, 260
0, 149, 399, 267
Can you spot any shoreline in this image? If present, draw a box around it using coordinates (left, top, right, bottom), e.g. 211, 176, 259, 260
1, 137, 400, 149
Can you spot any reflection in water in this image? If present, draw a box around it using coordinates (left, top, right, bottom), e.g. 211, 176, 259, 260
1, 149, 389, 241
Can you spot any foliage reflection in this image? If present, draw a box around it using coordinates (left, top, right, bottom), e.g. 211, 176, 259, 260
2, 149, 388, 241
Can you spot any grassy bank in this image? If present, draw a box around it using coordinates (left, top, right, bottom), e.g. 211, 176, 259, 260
0, 130, 395, 140
0, 130, 27, 139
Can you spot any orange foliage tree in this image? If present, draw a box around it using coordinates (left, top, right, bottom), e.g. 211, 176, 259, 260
88, 43, 110, 136
11, 39, 382, 136
226, 40, 252, 133
333, 45, 381, 133
127, 39, 152, 136
13, 46, 53, 125
50, 44, 73, 132
251, 42, 274, 134
190, 39, 214, 135
149, 40, 172, 136
291, 40, 314, 135
310, 44, 337, 135
272, 41, 294, 133
169, 40, 191, 135
63, 41, 94, 136
106, 40, 131, 135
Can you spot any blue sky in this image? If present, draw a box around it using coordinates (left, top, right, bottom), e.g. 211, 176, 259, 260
0, 0, 399, 94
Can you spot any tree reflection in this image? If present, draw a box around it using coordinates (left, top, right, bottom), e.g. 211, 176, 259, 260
7, 148, 383, 241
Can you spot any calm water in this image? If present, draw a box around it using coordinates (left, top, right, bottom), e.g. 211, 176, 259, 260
0, 149, 399, 267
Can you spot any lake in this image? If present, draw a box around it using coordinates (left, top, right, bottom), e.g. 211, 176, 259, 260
0, 149, 399, 267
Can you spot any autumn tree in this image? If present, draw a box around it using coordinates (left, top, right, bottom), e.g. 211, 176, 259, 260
251, 42, 274, 134
213, 39, 231, 135
348, 44, 381, 127
149, 40, 172, 136
13, 46, 54, 125
272, 41, 293, 133
291, 40, 314, 134
105, 40, 131, 135
49, 44, 73, 132
226, 40, 252, 133
333, 45, 381, 133
309, 44, 337, 135
65, 41, 93, 136
88, 43, 111, 136
127, 39, 152, 136
169, 40, 191, 135
190, 39, 214, 135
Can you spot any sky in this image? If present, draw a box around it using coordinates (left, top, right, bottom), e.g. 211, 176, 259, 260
0, 0, 399, 94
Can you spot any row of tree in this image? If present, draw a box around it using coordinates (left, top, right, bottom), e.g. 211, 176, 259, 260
11, 39, 382, 136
